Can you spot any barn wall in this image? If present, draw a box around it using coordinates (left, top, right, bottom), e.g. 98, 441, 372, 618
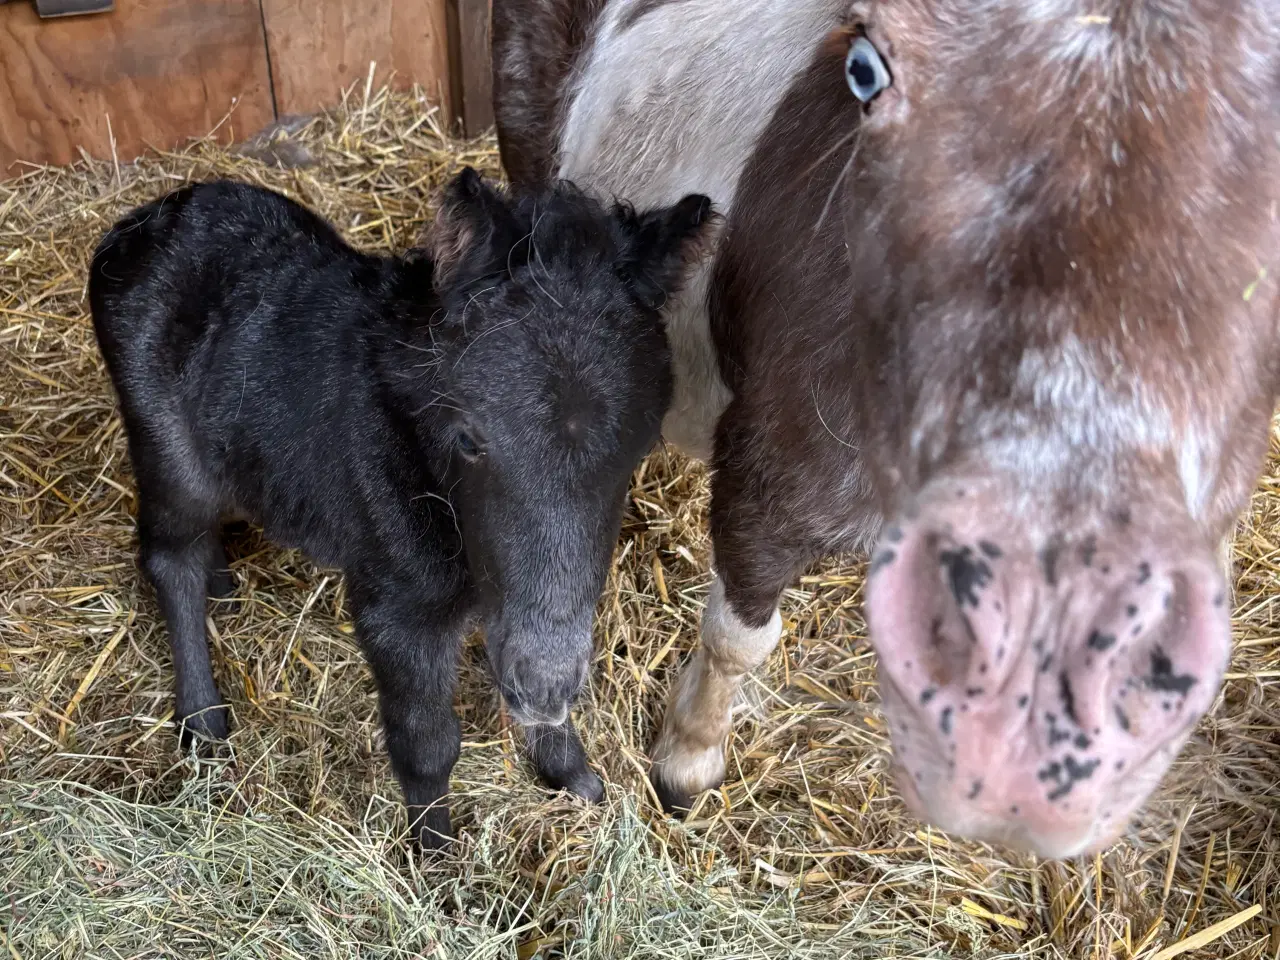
0, 0, 275, 173
0, 0, 482, 178
260, 0, 451, 119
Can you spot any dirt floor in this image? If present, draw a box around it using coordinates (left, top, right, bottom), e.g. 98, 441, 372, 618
3, 86, 1280, 960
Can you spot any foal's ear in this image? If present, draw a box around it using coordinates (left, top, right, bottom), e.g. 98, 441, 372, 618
426, 167, 521, 289
613, 194, 718, 312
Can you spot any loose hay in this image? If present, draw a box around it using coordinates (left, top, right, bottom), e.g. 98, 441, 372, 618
3, 83, 1280, 960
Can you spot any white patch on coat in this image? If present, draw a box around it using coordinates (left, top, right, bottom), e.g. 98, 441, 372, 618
556, 0, 849, 459
649, 576, 784, 795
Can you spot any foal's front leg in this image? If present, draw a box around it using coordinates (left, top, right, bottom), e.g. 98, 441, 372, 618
521, 718, 605, 803
350, 584, 466, 850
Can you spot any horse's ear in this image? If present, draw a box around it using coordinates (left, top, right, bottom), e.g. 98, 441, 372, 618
425, 167, 521, 289
613, 194, 719, 311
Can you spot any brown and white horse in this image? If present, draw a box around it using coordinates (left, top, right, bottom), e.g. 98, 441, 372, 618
491, 0, 1280, 859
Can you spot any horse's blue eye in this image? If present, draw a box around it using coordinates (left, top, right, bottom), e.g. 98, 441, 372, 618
457, 431, 480, 458
846, 36, 891, 103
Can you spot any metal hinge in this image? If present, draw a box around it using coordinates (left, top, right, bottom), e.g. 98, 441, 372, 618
0, 0, 114, 17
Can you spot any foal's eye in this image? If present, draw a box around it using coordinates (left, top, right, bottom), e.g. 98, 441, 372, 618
846, 36, 891, 103
456, 431, 482, 459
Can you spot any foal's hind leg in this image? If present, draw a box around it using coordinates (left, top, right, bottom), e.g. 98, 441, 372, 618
129, 423, 230, 746
139, 510, 230, 745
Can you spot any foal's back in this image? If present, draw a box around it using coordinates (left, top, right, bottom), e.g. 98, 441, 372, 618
90, 181, 434, 565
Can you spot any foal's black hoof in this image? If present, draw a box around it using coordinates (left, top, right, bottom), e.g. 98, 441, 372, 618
413, 829, 455, 855
534, 763, 606, 804
408, 806, 455, 854
558, 768, 605, 804
178, 704, 231, 750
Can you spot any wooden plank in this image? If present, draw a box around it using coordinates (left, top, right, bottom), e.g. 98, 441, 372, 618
261, 0, 452, 119
0, 0, 275, 173
447, 0, 492, 137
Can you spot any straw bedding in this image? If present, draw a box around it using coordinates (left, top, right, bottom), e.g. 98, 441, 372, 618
3, 85, 1280, 960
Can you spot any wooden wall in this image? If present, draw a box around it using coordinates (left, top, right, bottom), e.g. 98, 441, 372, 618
260, 0, 451, 118
446, 0, 493, 140
0, 0, 493, 177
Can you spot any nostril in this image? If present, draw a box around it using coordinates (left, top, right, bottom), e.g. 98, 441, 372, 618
544, 700, 570, 726
937, 540, 998, 611
867, 522, 1017, 690
1069, 556, 1231, 752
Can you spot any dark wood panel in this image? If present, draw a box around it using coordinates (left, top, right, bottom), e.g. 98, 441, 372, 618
0, 0, 275, 173
447, 0, 492, 137
261, 0, 452, 119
